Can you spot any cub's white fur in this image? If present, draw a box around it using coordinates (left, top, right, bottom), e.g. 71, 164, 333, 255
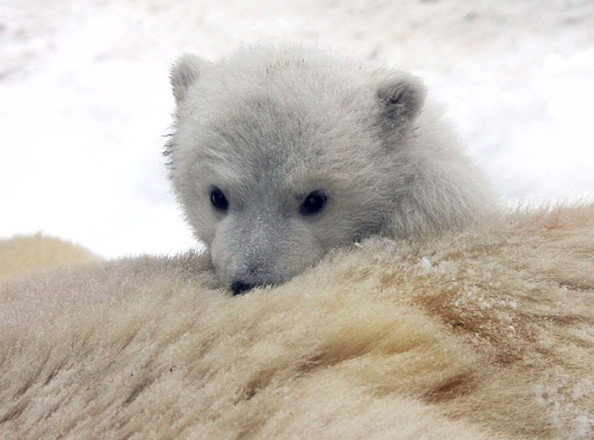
166, 45, 493, 293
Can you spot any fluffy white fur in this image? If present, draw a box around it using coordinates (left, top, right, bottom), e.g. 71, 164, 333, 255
166, 45, 494, 291
1, 205, 592, 439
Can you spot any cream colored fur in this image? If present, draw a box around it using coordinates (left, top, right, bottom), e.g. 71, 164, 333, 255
0, 234, 97, 282
1, 205, 592, 439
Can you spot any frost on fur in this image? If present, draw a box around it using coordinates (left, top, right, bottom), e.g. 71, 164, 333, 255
166, 45, 494, 292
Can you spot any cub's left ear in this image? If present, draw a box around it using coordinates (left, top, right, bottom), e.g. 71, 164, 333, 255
376, 73, 427, 125
170, 54, 203, 104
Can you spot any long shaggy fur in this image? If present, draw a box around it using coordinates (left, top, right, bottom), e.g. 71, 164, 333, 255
1, 205, 592, 439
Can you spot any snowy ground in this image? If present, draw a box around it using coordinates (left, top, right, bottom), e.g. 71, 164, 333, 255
1, 0, 593, 258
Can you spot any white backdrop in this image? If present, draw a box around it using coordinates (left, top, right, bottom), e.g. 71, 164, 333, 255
1, 0, 593, 258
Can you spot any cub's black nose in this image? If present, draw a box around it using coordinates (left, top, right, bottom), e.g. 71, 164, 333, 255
231, 281, 255, 296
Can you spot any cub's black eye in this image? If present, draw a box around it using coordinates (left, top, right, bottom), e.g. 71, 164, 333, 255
210, 187, 229, 212
300, 191, 327, 216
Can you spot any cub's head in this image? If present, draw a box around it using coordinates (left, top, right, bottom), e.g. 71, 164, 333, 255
166, 46, 430, 294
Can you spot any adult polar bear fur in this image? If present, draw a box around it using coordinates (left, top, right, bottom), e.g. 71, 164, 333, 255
166, 45, 494, 293
1, 204, 592, 439
0, 234, 97, 281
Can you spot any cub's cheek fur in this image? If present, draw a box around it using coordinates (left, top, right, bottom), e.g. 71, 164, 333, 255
166, 45, 494, 290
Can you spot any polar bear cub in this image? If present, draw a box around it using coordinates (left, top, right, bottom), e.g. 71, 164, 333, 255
166, 45, 493, 294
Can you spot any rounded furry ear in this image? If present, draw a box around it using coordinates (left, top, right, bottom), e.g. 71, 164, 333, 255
376, 73, 426, 125
170, 54, 203, 103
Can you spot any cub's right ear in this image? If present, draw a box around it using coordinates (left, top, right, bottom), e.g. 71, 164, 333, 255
170, 54, 203, 104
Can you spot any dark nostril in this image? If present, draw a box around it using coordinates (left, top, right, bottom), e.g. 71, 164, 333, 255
231, 281, 255, 296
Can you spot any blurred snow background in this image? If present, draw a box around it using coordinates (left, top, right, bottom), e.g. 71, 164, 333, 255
1, 0, 593, 258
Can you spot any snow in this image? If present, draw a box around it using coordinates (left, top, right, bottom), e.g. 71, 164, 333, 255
418, 257, 432, 271
1, 0, 593, 258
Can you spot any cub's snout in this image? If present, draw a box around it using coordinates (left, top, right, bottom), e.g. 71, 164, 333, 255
230, 280, 257, 296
